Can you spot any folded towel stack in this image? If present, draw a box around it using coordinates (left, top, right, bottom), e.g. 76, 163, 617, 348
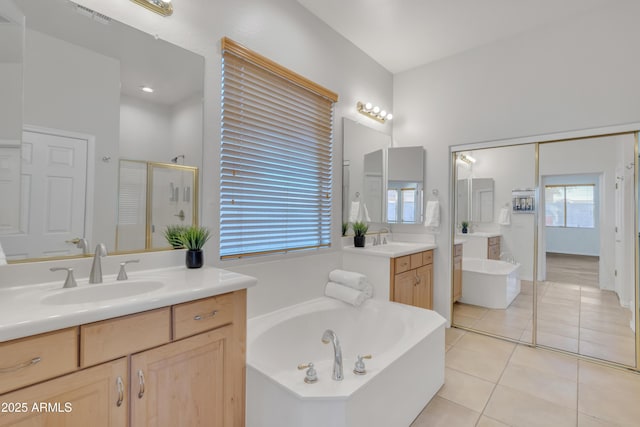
325, 269, 373, 306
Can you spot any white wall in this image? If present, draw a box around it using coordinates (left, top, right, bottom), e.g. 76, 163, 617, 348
75, 0, 393, 318
23, 28, 120, 250
394, 1, 640, 322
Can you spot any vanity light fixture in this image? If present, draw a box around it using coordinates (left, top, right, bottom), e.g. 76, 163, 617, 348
457, 153, 476, 165
130, 0, 173, 17
357, 101, 393, 123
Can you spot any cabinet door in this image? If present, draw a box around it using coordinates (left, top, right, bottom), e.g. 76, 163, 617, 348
131, 326, 231, 427
0, 358, 127, 427
393, 270, 417, 305
453, 256, 462, 302
414, 264, 433, 310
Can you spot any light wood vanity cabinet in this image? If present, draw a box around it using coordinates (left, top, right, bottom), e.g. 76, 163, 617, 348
453, 244, 463, 302
0, 289, 246, 427
487, 236, 501, 260
390, 250, 433, 309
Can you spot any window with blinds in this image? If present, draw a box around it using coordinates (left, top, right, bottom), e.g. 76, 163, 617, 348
220, 38, 338, 259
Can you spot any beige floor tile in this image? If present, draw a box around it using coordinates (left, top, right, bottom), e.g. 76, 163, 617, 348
536, 330, 579, 353
476, 416, 511, 427
580, 316, 635, 337
445, 346, 510, 383
410, 396, 480, 427
454, 303, 489, 319
578, 412, 621, 427
535, 318, 580, 339
453, 314, 480, 328
455, 331, 516, 357
471, 318, 527, 341
579, 382, 640, 426
484, 385, 577, 427
445, 327, 466, 346
578, 360, 640, 425
482, 310, 531, 328
437, 367, 495, 412
499, 363, 577, 409
579, 342, 635, 367
509, 345, 578, 381
580, 327, 635, 348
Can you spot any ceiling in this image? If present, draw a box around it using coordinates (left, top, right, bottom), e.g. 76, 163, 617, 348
296, 0, 620, 73
18, 0, 203, 106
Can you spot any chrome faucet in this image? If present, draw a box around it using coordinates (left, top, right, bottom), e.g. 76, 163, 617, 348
89, 243, 108, 284
321, 329, 343, 381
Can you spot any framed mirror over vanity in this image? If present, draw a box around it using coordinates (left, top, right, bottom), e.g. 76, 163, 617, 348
342, 117, 425, 226
0, 0, 204, 263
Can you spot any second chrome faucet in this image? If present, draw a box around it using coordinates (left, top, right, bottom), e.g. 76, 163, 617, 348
89, 243, 108, 284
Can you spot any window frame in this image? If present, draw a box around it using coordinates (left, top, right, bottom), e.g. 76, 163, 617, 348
544, 183, 596, 229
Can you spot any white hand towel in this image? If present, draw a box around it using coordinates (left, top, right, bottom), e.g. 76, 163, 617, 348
362, 203, 371, 222
349, 201, 360, 222
424, 200, 440, 227
498, 207, 511, 225
0, 242, 6, 266
325, 282, 366, 306
329, 269, 373, 297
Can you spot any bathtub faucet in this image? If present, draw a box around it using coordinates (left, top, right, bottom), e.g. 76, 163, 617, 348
321, 329, 343, 381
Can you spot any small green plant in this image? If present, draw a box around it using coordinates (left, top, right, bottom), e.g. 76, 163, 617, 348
164, 225, 187, 249
342, 222, 349, 236
461, 221, 469, 229
352, 221, 369, 237
180, 225, 211, 251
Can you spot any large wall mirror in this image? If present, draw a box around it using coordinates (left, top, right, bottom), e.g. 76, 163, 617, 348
452, 133, 639, 369
0, 0, 204, 262
343, 117, 425, 226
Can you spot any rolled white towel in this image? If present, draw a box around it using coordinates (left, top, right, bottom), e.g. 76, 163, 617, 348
329, 269, 367, 288
325, 282, 366, 306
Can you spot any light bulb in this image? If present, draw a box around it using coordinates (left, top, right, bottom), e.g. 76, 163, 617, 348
379, 110, 387, 118
372, 106, 380, 114
140, 86, 154, 93
364, 102, 373, 111
386, 113, 393, 121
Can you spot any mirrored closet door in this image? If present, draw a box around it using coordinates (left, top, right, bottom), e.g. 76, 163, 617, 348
452, 132, 639, 369
537, 134, 637, 366
452, 144, 536, 345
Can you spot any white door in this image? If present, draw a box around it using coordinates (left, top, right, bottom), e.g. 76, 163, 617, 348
1, 130, 88, 260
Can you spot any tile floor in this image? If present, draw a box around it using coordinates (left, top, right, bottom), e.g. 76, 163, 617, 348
453, 253, 635, 365
411, 328, 640, 426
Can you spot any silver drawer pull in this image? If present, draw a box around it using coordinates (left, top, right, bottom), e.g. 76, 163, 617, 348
116, 376, 124, 407
137, 369, 145, 399
0, 357, 41, 374
194, 310, 218, 321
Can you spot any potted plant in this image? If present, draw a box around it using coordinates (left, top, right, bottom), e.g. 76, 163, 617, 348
342, 222, 349, 237
461, 221, 469, 234
352, 221, 368, 247
164, 225, 187, 249
180, 225, 211, 268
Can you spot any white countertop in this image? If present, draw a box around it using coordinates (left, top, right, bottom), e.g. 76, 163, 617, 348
343, 241, 437, 258
0, 266, 257, 342
457, 232, 501, 238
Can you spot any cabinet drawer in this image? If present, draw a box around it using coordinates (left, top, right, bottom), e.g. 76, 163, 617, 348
394, 256, 411, 273
488, 236, 500, 247
0, 328, 78, 394
410, 253, 423, 269
454, 244, 463, 257
80, 308, 170, 367
488, 245, 501, 260
173, 293, 235, 340
422, 250, 433, 265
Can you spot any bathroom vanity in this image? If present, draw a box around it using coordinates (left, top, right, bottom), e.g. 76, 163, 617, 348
458, 232, 501, 260
343, 242, 436, 309
0, 267, 256, 427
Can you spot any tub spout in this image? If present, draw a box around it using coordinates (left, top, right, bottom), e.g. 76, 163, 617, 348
321, 329, 343, 381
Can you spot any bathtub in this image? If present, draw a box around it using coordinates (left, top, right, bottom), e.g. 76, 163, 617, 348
459, 257, 521, 309
246, 297, 446, 427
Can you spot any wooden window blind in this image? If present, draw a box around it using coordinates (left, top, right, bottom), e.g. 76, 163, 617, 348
220, 38, 338, 259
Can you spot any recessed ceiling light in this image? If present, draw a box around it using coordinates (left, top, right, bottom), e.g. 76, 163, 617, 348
140, 86, 154, 93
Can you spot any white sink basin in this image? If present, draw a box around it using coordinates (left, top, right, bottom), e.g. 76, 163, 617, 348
343, 241, 437, 258
41, 280, 165, 305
